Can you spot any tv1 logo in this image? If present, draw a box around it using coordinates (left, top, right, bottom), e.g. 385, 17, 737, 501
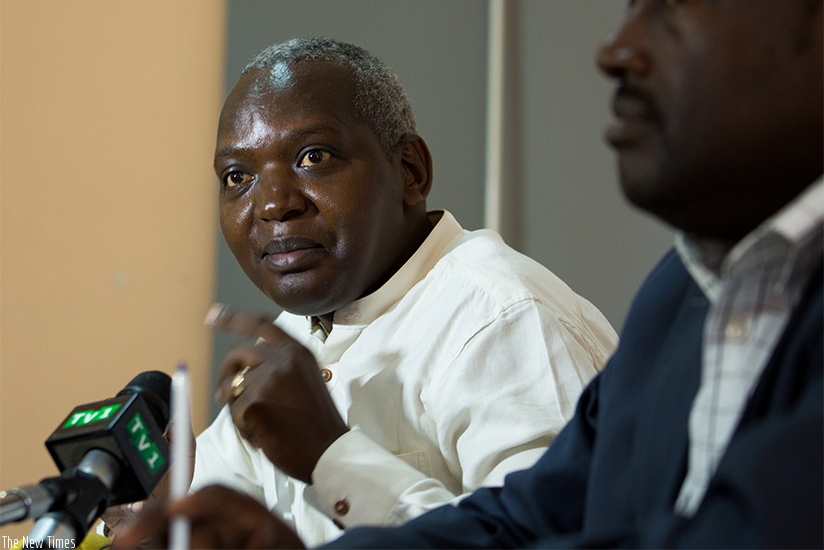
45, 392, 170, 505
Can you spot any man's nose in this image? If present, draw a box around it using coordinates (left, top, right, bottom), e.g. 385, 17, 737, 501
595, 5, 652, 80
253, 169, 309, 222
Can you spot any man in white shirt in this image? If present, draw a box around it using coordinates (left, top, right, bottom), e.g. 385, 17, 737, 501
182, 37, 616, 546
118, 1, 823, 548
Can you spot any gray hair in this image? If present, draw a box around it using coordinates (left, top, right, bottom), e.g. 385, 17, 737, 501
242, 37, 416, 157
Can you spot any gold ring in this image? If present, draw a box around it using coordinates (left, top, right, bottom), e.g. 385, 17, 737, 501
231, 365, 252, 398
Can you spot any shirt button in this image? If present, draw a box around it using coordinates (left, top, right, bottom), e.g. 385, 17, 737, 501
724, 319, 749, 342
321, 368, 333, 383
334, 499, 350, 515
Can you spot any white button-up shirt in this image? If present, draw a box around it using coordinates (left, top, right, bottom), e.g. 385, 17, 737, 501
192, 211, 617, 546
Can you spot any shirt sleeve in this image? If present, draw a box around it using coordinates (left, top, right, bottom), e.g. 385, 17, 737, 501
190, 404, 268, 504
308, 298, 612, 529
306, 429, 460, 527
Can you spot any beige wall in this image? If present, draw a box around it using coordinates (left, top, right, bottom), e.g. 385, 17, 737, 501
0, 0, 226, 540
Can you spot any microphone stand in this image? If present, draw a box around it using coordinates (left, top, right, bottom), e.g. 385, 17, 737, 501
0, 449, 120, 548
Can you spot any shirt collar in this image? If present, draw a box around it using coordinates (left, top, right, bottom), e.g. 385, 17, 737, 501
309, 210, 464, 329
676, 177, 824, 303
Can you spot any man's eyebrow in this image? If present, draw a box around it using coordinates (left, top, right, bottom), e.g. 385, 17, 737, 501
214, 124, 341, 160
214, 145, 247, 159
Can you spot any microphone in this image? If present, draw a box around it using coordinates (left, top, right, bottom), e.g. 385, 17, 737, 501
0, 371, 172, 546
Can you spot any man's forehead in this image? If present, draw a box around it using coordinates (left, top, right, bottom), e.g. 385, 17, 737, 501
215, 106, 277, 153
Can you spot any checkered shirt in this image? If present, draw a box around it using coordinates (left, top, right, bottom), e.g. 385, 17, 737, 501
673, 178, 823, 517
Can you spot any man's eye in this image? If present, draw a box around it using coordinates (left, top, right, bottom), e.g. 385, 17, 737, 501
298, 149, 331, 167
224, 171, 254, 188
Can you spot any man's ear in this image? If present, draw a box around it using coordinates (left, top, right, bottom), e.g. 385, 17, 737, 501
398, 134, 433, 207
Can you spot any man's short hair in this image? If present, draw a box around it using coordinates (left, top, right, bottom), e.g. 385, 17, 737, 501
243, 37, 417, 157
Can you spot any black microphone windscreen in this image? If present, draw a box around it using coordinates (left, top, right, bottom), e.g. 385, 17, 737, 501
117, 371, 172, 432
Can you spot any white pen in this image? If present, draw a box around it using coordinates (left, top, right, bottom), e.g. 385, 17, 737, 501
169, 362, 191, 550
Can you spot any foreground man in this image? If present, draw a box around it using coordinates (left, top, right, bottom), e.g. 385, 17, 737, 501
118, 0, 823, 547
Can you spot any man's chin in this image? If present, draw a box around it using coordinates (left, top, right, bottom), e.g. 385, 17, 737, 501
619, 172, 669, 213
262, 269, 367, 319
619, 178, 694, 231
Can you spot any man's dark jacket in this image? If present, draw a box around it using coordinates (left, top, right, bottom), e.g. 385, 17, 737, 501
326, 249, 823, 549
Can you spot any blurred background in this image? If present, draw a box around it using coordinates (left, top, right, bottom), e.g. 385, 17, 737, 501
1, 0, 672, 540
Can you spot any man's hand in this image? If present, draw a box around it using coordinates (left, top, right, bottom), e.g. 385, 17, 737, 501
113, 484, 306, 549
206, 304, 349, 483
